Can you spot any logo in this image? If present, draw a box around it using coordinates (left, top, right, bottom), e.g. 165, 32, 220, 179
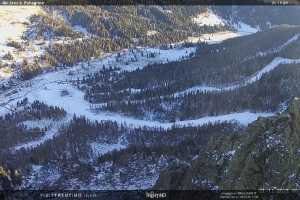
145, 191, 167, 199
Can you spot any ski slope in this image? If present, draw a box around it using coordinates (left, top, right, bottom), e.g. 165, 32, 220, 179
169, 112, 273, 127
176, 33, 300, 96
243, 33, 300, 62
13, 127, 58, 151
12, 118, 69, 151
175, 57, 300, 96
23, 80, 272, 129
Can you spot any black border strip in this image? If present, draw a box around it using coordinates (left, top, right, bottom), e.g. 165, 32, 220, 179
0, 0, 299, 5
1, 190, 300, 200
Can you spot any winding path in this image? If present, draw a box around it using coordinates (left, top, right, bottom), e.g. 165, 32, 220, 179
175, 57, 300, 96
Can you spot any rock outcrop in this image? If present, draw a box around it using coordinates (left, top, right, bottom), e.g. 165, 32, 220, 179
154, 97, 300, 189
0, 166, 21, 190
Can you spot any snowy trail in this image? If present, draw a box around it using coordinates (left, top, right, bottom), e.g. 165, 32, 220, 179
175, 57, 300, 96
13, 128, 58, 151
24, 81, 273, 129
1, 71, 272, 131
12, 118, 69, 151
245, 34, 300, 61
168, 112, 273, 128
175, 33, 300, 96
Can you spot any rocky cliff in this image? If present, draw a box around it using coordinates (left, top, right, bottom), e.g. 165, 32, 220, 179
155, 97, 300, 189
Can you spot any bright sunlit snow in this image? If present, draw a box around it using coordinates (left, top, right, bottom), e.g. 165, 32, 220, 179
0, 6, 43, 79
0, 6, 41, 45
189, 9, 258, 44
192, 9, 225, 27
186, 24, 258, 45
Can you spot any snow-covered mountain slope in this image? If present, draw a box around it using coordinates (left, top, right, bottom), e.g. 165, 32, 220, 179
168, 112, 273, 127
192, 9, 225, 27
243, 33, 300, 61
0, 6, 259, 85
0, 7, 287, 145
0, 6, 41, 49
0, 46, 195, 109
214, 6, 300, 31
0, 8, 273, 139
186, 30, 252, 44
0, 6, 43, 79
175, 33, 300, 96
0, 45, 272, 130
192, 8, 259, 35
2, 6, 297, 191
191, 8, 259, 32
187, 9, 258, 44
233, 21, 260, 35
